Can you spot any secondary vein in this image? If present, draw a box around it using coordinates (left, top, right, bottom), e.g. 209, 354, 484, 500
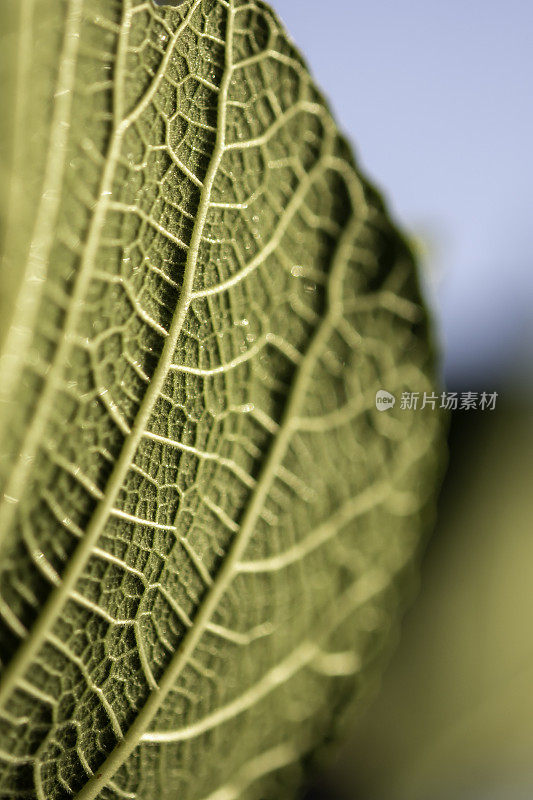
0, 0, 83, 481
73, 26, 369, 796
0, 0, 203, 709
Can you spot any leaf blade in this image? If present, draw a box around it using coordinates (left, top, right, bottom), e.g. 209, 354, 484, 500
0, 1, 445, 798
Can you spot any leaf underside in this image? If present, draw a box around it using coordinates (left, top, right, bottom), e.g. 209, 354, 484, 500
0, 1, 444, 799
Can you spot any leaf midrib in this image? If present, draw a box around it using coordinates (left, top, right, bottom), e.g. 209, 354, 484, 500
0, 0, 205, 706
73, 64, 370, 797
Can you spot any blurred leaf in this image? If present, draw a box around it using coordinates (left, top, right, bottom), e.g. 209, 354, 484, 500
327, 406, 533, 800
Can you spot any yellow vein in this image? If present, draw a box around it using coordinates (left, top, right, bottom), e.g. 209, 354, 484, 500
237, 479, 391, 574
141, 566, 388, 745
0, 0, 82, 441
0, 0, 203, 707
197, 741, 305, 800
73, 53, 367, 798
0, 0, 203, 541
144, 641, 317, 743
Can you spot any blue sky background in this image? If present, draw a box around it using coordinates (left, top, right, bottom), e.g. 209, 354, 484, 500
273, 0, 532, 388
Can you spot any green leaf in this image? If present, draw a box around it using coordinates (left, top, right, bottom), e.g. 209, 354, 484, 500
0, 1, 445, 798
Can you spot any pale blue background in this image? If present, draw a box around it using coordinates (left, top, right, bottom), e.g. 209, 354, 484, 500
273, 0, 532, 388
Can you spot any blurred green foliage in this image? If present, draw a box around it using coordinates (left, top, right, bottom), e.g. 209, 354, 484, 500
306, 401, 533, 800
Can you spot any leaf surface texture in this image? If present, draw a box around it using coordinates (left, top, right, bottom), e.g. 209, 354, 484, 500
0, 1, 444, 798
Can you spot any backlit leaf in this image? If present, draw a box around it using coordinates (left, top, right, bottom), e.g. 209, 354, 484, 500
0, 2, 444, 798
